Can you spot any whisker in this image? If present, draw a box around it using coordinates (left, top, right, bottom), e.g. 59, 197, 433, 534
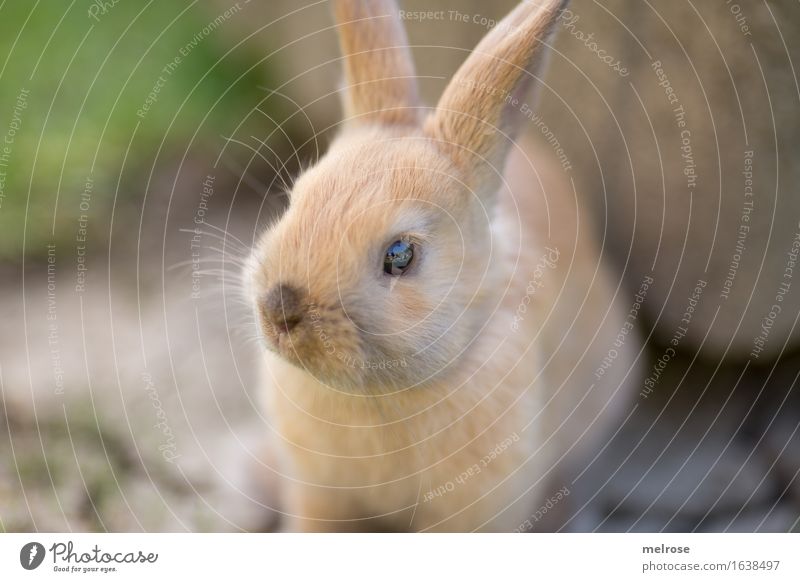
221, 135, 293, 194
223, 157, 291, 201
167, 254, 249, 273
250, 133, 298, 191
199, 222, 253, 251
177, 228, 252, 256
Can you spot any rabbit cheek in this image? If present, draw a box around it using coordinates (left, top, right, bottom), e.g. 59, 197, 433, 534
275, 304, 368, 387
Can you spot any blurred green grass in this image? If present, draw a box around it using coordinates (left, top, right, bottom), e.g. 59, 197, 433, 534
0, 1, 277, 261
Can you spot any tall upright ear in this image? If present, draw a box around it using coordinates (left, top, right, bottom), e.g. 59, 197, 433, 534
332, 0, 421, 126
424, 0, 566, 183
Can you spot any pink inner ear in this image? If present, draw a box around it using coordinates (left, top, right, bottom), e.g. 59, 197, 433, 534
504, 77, 533, 128
503, 66, 550, 135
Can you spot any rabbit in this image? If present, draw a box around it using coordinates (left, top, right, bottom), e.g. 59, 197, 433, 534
244, 0, 639, 532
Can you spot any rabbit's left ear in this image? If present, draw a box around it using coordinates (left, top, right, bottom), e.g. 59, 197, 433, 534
333, 0, 421, 126
425, 0, 566, 184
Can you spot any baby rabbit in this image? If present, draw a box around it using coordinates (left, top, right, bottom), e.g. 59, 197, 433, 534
245, 0, 638, 531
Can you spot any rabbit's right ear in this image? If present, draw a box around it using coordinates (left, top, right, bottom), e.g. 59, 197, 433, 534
332, 0, 421, 126
425, 0, 566, 187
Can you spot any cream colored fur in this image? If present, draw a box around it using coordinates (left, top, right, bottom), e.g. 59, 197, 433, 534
245, 0, 638, 531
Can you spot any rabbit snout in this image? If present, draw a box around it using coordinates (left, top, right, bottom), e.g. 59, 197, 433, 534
260, 283, 306, 336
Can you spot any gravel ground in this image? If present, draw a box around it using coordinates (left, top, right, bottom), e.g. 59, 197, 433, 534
0, 164, 282, 532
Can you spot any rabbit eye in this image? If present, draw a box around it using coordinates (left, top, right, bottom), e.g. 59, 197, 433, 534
384, 240, 414, 276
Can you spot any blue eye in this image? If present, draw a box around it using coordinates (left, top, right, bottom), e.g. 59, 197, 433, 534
384, 240, 414, 275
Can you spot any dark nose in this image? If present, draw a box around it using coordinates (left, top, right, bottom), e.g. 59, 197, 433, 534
261, 283, 305, 333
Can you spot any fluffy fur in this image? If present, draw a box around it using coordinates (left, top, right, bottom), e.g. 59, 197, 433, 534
245, 0, 637, 531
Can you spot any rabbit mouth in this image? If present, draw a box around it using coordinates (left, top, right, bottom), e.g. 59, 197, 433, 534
256, 293, 418, 389
262, 320, 305, 357
262, 321, 418, 391
259, 304, 360, 365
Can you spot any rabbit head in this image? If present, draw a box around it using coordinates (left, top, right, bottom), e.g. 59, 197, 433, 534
247, 0, 566, 391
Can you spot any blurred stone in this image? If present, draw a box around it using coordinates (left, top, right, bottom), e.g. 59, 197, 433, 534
566, 350, 792, 531
699, 504, 800, 533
